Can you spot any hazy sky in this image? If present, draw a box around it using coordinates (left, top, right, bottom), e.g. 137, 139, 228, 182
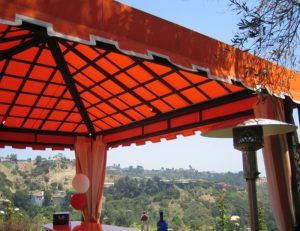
1, 0, 299, 176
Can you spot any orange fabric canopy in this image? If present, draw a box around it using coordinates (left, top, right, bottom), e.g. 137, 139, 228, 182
0, 0, 298, 149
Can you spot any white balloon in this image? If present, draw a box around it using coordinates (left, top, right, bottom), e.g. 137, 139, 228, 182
72, 174, 90, 193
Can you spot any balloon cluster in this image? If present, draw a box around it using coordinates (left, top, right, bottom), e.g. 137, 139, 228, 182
70, 174, 90, 210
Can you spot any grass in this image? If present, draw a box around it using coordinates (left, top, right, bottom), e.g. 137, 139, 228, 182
1, 161, 13, 169
0, 215, 44, 231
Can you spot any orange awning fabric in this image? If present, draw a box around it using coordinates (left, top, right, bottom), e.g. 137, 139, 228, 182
75, 136, 107, 222
0, 0, 299, 149
254, 96, 295, 231
1, 0, 299, 100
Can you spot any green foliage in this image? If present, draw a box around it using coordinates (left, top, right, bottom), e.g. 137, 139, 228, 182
0, 157, 78, 230
107, 176, 178, 200
27, 180, 42, 191
258, 202, 268, 231
0, 158, 277, 231
102, 195, 151, 227
35, 155, 42, 166
31, 159, 53, 177
12, 189, 30, 209
8, 154, 17, 162
230, 0, 300, 70
183, 203, 214, 230
44, 175, 49, 183
109, 176, 141, 199
103, 171, 278, 230
215, 191, 229, 231
225, 191, 248, 227
50, 182, 63, 191
61, 190, 73, 210
104, 173, 251, 230
0, 198, 41, 231
0, 172, 12, 199
43, 190, 52, 206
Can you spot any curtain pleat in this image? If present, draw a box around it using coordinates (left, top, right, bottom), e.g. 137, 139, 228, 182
74, 136, 107, 223
254, 96, 295, 231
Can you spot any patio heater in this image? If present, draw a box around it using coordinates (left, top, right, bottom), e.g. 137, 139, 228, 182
202, 118, 297, 231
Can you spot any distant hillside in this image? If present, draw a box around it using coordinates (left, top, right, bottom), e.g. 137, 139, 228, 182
0, 155, 276, 231
0, 156, 257, 195
0, 155, 75, 194
102, 167, 275, 230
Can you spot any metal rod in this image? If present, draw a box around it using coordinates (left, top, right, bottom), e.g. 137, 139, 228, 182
242, 151, 260, 231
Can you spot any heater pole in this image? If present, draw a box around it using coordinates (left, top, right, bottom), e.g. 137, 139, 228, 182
243, 151, 260, 231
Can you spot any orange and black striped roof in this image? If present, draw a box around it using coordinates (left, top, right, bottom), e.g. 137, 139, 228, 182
0, 0, 298, 149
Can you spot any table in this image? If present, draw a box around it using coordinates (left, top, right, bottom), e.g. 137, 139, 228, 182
42, 221, 139, 231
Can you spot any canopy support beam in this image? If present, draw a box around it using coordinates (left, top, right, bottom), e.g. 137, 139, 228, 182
61, 40, 163, 115
47, 37, 96, 136
101, 90, 255, 135
0, 36, 44, 62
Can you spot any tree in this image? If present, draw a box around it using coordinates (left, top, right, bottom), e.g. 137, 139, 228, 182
230, 0, 300, 70
35, 155, 42, 166
12, 190, 30, 209
258, 202, 268, 231
43, 190, 52, 206
0, 172, 12, 199
9, 154, 17, 162
216, 191, 230, 231
61, 190, 73, 210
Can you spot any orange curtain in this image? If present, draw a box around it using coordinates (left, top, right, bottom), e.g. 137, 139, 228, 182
254, 95, 295, 231
74, 135, 107, 223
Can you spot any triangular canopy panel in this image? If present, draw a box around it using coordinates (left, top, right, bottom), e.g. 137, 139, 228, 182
0, 0, 299, 149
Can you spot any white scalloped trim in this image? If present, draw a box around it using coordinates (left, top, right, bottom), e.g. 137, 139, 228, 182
0, 14, 295, 103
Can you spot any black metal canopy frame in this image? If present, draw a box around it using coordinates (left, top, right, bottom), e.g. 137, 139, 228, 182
0, 22, 258, 149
